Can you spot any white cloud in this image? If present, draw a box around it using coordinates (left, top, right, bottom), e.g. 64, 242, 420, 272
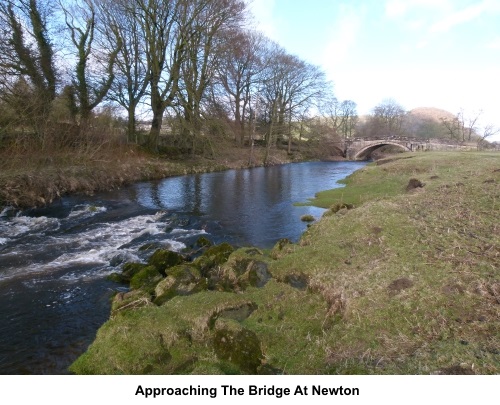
246, 0, 279, 40
486, 37, 500, 49
321, 6, 364, 74
385, 0, 451, 19
429, 1, 490, 33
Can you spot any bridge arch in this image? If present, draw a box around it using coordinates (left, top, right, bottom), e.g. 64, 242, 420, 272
353, 141, 411, 160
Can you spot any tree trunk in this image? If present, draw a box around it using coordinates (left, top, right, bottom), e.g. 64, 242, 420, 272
127, 107, 137, 143
148, 110, 163, 152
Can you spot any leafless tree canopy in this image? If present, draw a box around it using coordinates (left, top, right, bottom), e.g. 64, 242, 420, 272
0, 0, 495, 153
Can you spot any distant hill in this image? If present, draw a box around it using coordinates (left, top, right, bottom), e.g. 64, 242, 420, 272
408, 107, 456, 122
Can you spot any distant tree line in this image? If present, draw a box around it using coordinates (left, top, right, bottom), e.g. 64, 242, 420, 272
356, 99, 498, 147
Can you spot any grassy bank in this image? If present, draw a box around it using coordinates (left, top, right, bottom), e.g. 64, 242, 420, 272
70, 151, 499, 374
0, 142, 302, 209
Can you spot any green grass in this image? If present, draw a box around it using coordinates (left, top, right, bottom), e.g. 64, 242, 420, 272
70, 151, 500, 375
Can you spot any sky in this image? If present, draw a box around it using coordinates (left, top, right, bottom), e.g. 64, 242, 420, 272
248, 0, 500, 141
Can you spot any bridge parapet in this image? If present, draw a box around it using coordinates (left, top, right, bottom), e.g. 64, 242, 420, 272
342, 137, 475, 160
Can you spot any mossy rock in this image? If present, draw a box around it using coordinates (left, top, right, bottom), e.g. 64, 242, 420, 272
147, 249, 184, 276
119, 262, 147, 283
212, 318, 263, 374
153, 276, 178, 305
203, 242, 235, 262
239, 260, 271, 288
207, 248, 271, 292
130, 265, 162, 293
196, 236, 213, 247
107, 272, 125, 284
167, 264, 201, 280
154, 265, 208, 305
300, 214, 315, 222
111, 289, 152, 314
270, 238, 293, 260
194, 242, 234, 275
330, 203, 354, 213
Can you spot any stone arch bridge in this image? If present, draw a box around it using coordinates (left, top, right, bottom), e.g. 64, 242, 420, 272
331, 138, 475, 160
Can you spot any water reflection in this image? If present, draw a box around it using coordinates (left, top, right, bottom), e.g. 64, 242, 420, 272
132, 161, 366, 247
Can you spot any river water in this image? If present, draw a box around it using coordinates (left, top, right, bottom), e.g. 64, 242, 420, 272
0, 161, 366, 374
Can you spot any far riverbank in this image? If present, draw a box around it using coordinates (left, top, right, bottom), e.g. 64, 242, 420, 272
0, 143, 316, 210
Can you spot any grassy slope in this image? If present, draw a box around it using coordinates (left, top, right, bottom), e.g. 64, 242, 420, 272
71, 152, 499, 375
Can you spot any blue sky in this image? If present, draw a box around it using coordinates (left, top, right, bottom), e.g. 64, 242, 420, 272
249, 0, 500, 141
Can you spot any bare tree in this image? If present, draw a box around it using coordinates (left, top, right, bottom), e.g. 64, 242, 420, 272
372, 98, 405, 137
0, 0, 57, 138
339, 100, 357, 139
97, 0, 148, 142
61, 0, 122, 124
321, 96, 358, 140
477, 124, 500, 149
440, 116, 461, 141
176, 0, 246, 153
460, 108, 481, 142
261, 44, 327, 164
128, 0, 187, 151
441, 109, 482, 142
215, 29, 267, 145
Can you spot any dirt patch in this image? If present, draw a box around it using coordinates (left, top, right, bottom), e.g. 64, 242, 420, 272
438, 365, 475, 375
388, 278, 414, 295
405, 178, 425, 192
442, 283, 465, 295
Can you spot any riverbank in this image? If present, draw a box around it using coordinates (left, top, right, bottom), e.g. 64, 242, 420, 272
70, 151, 499, 374
0, 142, 307, 210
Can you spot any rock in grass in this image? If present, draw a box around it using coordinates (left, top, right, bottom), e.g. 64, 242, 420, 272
329, 203, 354, 213
112, 289, 152, 313
193, 242, 234, 276
154, 264, 207, 305
212, 318, 263, 373
270, 238, 293, 260
406, 178, 425, 192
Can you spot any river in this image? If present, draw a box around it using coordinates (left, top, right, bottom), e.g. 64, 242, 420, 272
0, 161, 366, 374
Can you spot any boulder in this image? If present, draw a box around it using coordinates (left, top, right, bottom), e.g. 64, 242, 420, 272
212, 318, 263, 373
154, 264, 207, 305
148, 249, 184, 276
